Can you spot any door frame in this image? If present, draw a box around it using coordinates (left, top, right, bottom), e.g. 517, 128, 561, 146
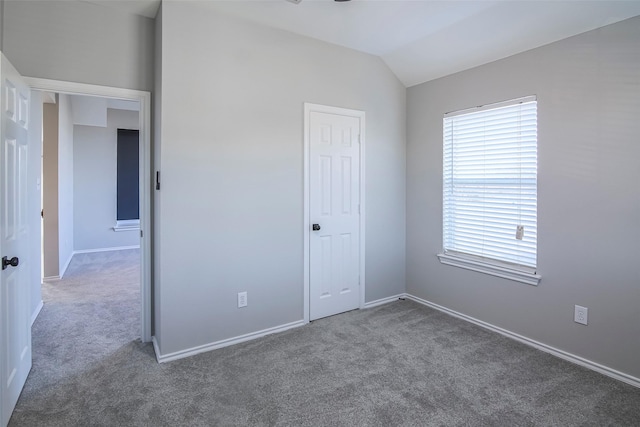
303, 103, 366, 323
25, 77, 152, 343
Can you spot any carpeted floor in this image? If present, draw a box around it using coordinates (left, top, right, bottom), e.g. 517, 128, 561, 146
9, 249, 640, 426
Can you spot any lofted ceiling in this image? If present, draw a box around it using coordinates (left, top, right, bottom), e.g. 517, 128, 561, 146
85, 0, 640, 87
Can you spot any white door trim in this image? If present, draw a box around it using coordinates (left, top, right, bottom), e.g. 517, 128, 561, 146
303, 103, 366, 323
24, 77, 152, 343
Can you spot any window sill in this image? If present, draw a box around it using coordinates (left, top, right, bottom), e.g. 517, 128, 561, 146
437, 253, 541, 286
113, 220, 140, 232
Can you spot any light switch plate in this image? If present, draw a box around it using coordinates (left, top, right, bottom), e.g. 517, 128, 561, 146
238, 291, 248, 308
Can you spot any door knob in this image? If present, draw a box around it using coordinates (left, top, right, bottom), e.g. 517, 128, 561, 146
312, 224, 321, 231
2, 256, 19, 270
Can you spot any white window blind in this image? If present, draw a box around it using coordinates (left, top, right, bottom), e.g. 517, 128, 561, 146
443, 96, 537, 271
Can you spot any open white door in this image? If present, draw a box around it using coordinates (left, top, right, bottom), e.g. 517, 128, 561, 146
0, 53, 32, 427
307, 105, 364, 321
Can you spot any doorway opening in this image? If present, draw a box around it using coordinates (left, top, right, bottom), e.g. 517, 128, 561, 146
28, 78, 151, 342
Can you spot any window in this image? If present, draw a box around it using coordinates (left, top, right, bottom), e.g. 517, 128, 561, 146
114, 129, 139, 231
437, 96, 541, 285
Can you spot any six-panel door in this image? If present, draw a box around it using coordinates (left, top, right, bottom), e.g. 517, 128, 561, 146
1, 53, 32, 427
309, 111, 361, 321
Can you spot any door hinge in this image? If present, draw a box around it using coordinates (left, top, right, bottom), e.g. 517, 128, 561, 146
140, 230, 143, 238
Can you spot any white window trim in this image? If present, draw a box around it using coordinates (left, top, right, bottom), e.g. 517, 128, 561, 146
441, 95, 539, 285
445, 95, 537, 117
437, 251, 541, 286
113, 219, 140, 232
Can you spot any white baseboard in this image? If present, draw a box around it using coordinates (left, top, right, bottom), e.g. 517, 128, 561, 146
363, 294, 405, 309
31, 300, 44, 326
43, 275, 60, 282
73, 245, 140, 255
152, 337, 162, 363
59, 252, 74, 279
153, 319, 307, 363
404, 293, 640, 389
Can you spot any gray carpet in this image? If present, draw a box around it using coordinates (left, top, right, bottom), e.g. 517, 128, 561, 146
9, 249, 640, 426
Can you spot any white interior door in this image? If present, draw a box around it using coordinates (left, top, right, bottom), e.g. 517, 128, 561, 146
309, 109, 362, 321
0, 53, 32, 427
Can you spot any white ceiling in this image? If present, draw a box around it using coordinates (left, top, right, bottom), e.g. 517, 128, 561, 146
86, 0, 640, 87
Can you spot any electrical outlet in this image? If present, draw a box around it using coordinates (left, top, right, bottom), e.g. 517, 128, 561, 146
574, 305, 588, 325
238, 291, 248, 308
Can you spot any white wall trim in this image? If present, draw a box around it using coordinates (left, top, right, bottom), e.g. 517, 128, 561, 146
59, 251, 74, 279
303, 103, 366, 322
113, 220, 140, 232
363, 294, 405, 309
153, 320, 307, 363
24, 78, 148, 101
30, 301, 44, 326
113, 226, 140, 233
405, 293, 640, 389
112, 226, 140, 232
25, 77, 152, 343
437, 253, 541, 286
152, 337, 162, 364
73, 245, 140, 255
43, 275, 60, 282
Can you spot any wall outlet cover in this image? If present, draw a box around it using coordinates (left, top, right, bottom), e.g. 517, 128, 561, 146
574, 305, 588, 325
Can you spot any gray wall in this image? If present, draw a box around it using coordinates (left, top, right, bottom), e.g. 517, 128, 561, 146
0, 0, 4, 51
2, 0, 154, 91
155, 2, 406, 355
58, 94, 74, 276
74, 109, 140, 251
406, 16, 640, 379
42, 102, 59, 279
42, 96, 78, 278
